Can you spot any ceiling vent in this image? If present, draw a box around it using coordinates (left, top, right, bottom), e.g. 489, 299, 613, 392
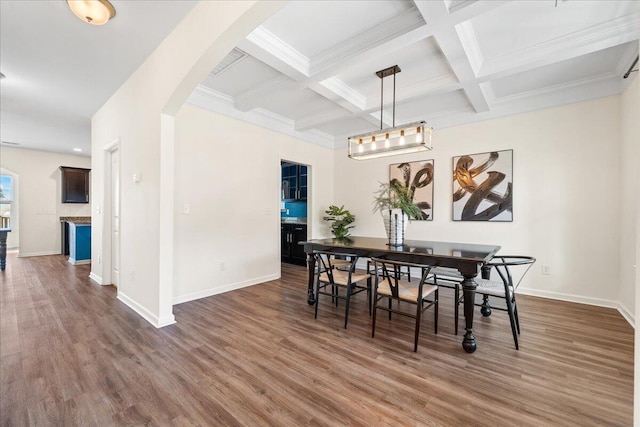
211, 48, 247, 76
1, 141, 19, 146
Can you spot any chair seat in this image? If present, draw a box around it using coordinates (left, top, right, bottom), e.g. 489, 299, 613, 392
377, 280, 437, 302
319, 269, 370, 286
474, 278, 512, 298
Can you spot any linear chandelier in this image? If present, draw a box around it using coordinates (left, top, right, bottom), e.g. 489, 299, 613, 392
348, 65, 432, 160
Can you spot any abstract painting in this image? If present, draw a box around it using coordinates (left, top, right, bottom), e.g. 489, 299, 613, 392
452, 150, 513, 221
389, 160, 434, 221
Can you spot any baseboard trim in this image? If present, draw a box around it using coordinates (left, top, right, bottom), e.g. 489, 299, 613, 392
18, 250, 60, 257
617, 302, 635, 328
518, 287, 635, 327
117, 291, 176, 328
173, 273, 280, 305
88, 272, 103, 285
69, 259, 91, 265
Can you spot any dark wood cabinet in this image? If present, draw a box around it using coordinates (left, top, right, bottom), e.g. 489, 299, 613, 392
60, 166, 90, 203
281, 223, 307, 265
281, 163, 307, 201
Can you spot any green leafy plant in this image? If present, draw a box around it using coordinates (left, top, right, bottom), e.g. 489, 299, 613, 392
323, 205, 356, 238
372, 181, 423, 220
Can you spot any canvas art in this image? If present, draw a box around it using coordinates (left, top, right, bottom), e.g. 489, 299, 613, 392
452, 150, 513, 222
389, 160, 434, 221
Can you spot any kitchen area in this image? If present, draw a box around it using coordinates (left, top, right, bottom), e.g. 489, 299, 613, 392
281, 161, 308, 266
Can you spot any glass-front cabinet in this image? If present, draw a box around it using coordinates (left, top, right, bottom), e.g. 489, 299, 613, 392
281, 162, 307, 201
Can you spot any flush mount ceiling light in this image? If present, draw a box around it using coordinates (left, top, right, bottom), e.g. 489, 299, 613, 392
67, 0, 116, 25
348, 65, 432, 160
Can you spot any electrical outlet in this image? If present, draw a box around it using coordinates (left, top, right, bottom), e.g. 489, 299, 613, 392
542, 265, 551, 275
183, 204, 190, 214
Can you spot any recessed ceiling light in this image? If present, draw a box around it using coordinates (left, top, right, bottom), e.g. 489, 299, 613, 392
73, 148, 83, 152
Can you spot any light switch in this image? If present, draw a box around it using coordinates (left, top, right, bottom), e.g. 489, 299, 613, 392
96, 205, 101, 214
132, 173, 140, 183
183, 204, 190, 214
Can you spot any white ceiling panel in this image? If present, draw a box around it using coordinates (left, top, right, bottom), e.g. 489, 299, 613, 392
395, 90, 473, 123
201, 56, 282, 98
471, 0, 640, 60
314, 116, 376, 137
490, 42, 637, 100
261, 0, 417, 58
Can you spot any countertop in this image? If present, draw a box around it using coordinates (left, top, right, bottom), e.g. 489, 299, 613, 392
281, 218, 307, 225
60, 216, 91, 224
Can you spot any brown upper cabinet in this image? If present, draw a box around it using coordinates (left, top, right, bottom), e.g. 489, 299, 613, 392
60, 166, 91, 203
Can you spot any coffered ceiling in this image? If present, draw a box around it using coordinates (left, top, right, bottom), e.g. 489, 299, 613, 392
0, 1, 637, 156
190, 0, 639, 148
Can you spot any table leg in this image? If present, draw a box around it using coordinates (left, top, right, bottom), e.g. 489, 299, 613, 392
307, 253, 316, 305
461, 274, 477, 353
0, 231, 7, 271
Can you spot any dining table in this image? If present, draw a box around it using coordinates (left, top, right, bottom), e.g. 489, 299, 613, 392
301, 236, 501, 353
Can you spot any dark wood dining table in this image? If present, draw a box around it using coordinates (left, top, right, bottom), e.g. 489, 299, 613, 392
301, 236, 501, 353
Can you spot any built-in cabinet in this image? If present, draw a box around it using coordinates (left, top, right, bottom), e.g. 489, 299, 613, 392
281, 163, 307, 201
281, 223, 307, 265
60, 166, 90, 203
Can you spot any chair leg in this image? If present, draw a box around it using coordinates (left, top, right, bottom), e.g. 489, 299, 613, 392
414, 300, 422, 352
481, 294, 492, 317
407, 266, 411, 282
454, 284, 459, 335
344, 283, 352, 329
514, 300, 521, 334
372, 294, 378, 338
505, 294, 519, 350
314, 282, 321, 319
367, 277, 372, 316
434, 289, 438, 334
388, 297, 392, 320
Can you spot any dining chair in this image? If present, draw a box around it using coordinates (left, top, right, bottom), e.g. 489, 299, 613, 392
371, 258, 438, 352
428, 267, 464, 335
472, 255, 536, 349
313, 251, 371, 329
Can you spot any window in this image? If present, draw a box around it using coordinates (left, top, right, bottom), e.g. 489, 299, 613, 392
0, 175, 13, 229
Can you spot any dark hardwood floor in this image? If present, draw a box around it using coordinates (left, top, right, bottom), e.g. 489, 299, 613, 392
0, 252, 634, 426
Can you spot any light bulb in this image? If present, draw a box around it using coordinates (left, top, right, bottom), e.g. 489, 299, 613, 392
358, 144, 363, 153
416, 126, 423, 143
385, 133, 390, 148
371, 136, 376, 150
399, 130, 405, 145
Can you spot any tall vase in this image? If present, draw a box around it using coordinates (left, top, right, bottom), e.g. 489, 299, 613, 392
382, 208, 408, 247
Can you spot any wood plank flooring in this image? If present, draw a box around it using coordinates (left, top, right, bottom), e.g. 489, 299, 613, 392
0, 252, 634, 426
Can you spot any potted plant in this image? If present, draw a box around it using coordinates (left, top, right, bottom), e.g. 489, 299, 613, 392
323, 205, 356, 238
372, 182, 422, 246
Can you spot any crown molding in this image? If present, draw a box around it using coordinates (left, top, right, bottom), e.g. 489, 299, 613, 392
246, 26, 310, 76
318, 77, 366, 111
456, 21, 484, 76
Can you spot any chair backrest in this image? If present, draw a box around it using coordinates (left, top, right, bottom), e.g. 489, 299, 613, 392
371, 257, 432, 300
484, 256, 536, 290
314, 251, 359, 283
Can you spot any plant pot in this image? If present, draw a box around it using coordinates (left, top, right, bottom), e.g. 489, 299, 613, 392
382, 208, 408, 247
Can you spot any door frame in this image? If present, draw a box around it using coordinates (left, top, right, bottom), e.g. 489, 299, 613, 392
101, 137, 120, 286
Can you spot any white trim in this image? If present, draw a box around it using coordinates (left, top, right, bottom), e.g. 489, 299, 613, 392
617, 302, 635, 328
117, 291, 176, 328
18, 250, 60, 257
247, 26, 310, 76
518, 287, 620, 308
68, 259, 90, 265
89, 272, 103, 285
173, 273, 280, 305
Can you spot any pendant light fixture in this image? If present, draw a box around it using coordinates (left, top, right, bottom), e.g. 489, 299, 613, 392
348, 65, 432, 160
67, 0, 116, 26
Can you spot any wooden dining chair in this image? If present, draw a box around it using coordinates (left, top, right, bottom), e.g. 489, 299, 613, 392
371, 258, 438, 352
313, 251, 371, 329
429, 267, 464, 335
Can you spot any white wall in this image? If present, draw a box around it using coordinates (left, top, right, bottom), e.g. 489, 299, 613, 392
0, 146, 91, 255
90, 1, 284, 327
619, 75, 639, 325
172, 104, 333, 303
334, 96, 622, 306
